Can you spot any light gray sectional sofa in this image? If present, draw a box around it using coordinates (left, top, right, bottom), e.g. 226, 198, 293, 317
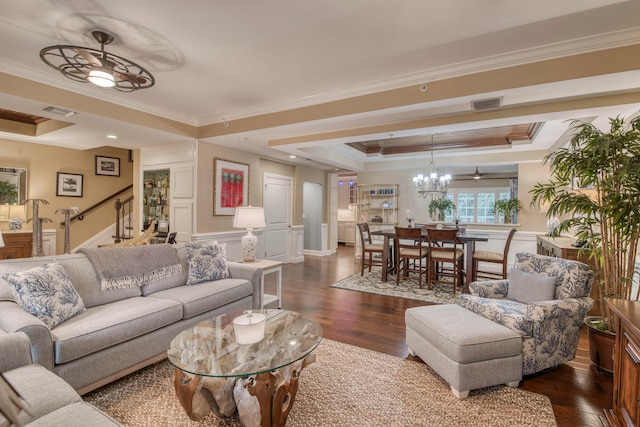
0, 330, 121, 426
0, 242, 262, 394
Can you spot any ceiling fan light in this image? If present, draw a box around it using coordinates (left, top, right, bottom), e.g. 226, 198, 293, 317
88, 68, 116, 87
473, 167, 482, 180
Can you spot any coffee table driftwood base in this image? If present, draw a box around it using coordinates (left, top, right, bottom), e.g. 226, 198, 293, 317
167, 310, 322, 427
174, 353, 316, 427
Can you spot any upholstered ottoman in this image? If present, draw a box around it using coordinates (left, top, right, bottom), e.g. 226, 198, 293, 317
405, 304, 522, 398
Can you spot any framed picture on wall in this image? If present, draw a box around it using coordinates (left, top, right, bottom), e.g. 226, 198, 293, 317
213, 158, 249, 215
95, 155, 120, 176
56, 172, 83, 197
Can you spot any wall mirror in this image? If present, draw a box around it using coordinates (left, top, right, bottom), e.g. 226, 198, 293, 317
0, 167, 27, 204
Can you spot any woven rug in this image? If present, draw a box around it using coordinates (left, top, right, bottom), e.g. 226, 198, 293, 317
83, 339, 556, 427
330, 267, 460, 305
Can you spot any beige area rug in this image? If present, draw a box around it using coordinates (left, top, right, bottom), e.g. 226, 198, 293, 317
330, 267, 460, 305
83, 339, 556, 427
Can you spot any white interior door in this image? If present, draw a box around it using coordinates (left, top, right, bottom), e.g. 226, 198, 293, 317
263, 173, 292, 262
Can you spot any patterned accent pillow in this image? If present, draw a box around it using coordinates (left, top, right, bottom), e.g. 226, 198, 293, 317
185, 242, 230, 285
507, 268, 557, 303
2, 262, 85, 329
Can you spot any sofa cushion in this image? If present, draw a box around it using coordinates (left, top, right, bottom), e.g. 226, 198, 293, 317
141, 244, 189, 296
52, 297, 182, 364
185, 242, 230, 285
26, 401, 121, 427
2, 263, 85, 329
148, 278, 253, 319
3, 364, 81, 426
0, 255, 142, 308
507, 268, 557, 303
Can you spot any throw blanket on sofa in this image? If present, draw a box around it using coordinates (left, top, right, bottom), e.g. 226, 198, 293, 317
78, 245, 183, 291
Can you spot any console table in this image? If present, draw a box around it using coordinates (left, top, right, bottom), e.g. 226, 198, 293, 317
0, 231, 32, 259
604, 298, 640, 427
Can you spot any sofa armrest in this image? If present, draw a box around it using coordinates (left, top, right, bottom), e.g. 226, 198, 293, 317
468, 279, 509, 299
0, 301, 54, 371
227, 262, 263, 309
0, 331, 33, 372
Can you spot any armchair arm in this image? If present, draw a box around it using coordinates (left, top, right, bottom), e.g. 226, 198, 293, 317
468, 279, 509, 299
0, 301, 54, 371
0, 332, 33, 372
526, 297, 594, 324
227, 262, 263, 309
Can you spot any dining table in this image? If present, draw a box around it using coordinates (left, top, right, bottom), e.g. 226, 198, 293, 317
370, 228, 489, 289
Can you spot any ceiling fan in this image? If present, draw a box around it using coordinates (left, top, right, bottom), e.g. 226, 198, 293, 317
40, 30, 155, 92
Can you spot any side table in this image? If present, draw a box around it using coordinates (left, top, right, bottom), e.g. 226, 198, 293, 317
248, 259, 283, 309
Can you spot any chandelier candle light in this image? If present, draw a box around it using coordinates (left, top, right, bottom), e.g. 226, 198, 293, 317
413, 151, 451, 197
233, 206, 266, 262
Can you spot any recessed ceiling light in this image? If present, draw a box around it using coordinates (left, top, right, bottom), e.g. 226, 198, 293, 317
289, 155, 296, 158
107, 134, 118, 139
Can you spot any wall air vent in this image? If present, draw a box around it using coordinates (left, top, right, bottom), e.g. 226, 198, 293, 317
43, 106, 76, 117
471, 97, 502, 111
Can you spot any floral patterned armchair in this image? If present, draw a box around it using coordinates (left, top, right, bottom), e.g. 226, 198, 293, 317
457, 252, 594, 375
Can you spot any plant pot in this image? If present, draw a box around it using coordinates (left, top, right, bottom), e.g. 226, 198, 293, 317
584, 316, 615, 373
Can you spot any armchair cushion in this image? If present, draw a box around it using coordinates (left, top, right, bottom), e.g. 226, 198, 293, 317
515, 252, 593, 299
506, 268, 557, 303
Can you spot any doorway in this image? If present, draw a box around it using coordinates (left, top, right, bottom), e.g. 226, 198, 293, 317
303, 182, 323, 251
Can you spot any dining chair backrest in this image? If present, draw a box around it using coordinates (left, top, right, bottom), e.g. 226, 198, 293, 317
357, 222, 372, 245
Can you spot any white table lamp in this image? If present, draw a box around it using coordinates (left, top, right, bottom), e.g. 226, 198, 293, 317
233, 206, 266, 262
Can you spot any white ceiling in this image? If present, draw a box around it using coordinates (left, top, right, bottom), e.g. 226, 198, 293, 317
1, 0, 640, 175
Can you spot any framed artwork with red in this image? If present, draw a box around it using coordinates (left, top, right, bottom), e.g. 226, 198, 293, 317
213, 158, 249, 215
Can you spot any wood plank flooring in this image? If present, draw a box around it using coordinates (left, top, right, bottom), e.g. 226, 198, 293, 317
266, 245, 613, 427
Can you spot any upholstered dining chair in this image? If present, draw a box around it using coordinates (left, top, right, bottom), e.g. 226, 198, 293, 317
357, 223, 388, 276
472, 228, 517, 281
425, 228, 465, 294
394, 226, 429, 287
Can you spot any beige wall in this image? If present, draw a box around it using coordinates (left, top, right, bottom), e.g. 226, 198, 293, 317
1, 138, 133, 253
195, 140, 331, 233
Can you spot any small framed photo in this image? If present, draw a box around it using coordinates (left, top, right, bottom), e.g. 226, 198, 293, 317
95, 155, 120, 176
56, 172, 83, 197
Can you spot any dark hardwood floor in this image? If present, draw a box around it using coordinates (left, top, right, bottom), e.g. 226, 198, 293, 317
267, 245, 613, 427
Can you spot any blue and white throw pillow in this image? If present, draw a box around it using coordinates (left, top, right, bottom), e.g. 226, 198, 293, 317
2, 262, 85, 329
185, 242, 230, 285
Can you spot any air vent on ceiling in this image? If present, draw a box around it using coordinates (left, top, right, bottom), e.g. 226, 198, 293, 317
43, 106, 76, 117
471, 97, 502, 111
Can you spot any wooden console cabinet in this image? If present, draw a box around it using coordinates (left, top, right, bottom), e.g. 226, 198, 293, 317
0, 231, 32, 259
605, 298, 640, 427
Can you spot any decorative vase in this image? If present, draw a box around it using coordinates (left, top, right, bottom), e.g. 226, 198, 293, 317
585, 316, 615, 373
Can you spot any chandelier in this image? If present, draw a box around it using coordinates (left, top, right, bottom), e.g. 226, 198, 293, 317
40, 30, 155, 92
413, 151, 451, 197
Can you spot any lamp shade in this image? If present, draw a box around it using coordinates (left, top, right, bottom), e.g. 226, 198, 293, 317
233, 206, 266, 229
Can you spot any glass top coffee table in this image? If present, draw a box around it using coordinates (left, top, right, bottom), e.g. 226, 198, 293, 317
168, 309, 322, 427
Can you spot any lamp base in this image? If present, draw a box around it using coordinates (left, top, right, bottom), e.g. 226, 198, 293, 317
241, 232, 258, 262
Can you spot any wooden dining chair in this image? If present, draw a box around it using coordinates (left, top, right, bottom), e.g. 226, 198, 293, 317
394, 226, 429, 287
425, 228, 464, 294
472, 228, 517, 281
357, 223, 388, 276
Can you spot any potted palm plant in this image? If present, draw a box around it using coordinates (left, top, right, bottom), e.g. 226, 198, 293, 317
493, 197, 523, 224
530, 115, 640, 372
428, 198, 456, 222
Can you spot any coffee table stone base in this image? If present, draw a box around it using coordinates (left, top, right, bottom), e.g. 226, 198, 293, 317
174, 353, 316, 427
